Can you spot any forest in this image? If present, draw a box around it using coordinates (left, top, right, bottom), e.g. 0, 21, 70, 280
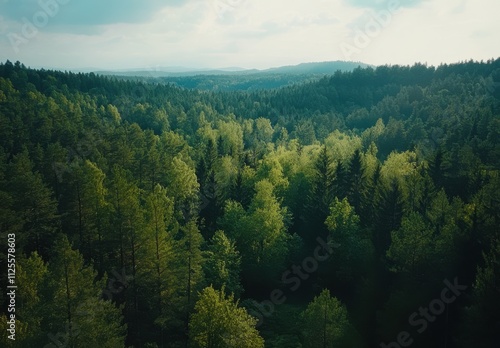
0, 58, 499, 348
101, 61, 372, 92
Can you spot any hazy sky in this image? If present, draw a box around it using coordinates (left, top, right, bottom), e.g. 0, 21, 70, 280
0, 0, 498, 70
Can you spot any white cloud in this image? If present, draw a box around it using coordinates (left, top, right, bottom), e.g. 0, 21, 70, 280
0, 0, 498, 69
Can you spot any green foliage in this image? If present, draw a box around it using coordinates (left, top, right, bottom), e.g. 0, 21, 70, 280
301, 289, 356, 348
5, 237, 126, 347
458, 240, 500, 347
325, 198, 373, 283
7, 149, 60, 257
140, 184, 177, 331
174, 219, 205, 321
387, 212, 434, 274
221, 179, 293, 282
189, 286, 264, 348
325, 197, 360, 233
1, 59, 499, 347
204, 231, 242, 297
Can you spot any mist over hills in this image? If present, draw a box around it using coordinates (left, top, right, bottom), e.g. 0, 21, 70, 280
96, 60, 372, 91
97, 60, 372, 77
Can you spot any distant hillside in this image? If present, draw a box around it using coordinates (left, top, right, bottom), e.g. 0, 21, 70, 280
97, 60, 371, 78
99, 61, 372, 91
263, 61, 372, 75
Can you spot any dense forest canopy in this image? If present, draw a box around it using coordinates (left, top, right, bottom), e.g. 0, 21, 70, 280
0, 58, 499, 347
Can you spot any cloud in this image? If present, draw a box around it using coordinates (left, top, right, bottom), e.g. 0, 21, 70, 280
343, 0, 425, 10
343, 0, 500, 65
0, 0, 189, 28
0, 0, 498, 70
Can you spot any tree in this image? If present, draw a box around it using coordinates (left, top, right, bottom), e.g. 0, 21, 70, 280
324, 198, 373, 284
199, 168, 219, 237
428, 148, 448, 190
221, 180, 294, 284
139, 184, 177, 344
107, 165, 146, 343
68, 160, 109, 268
246, 180, 291, 279
458, 240, 500, 348
0, 252, 47, 347
332, 159, 348, 200
173, 219, 205, 342
43, 236, 126, 348
301, 289, 355, 348
360, 161, 382, 226
8, 149, 60, 258
306, 146, 334, 245
143, 131, 162, 192
165, 156, 199, 221
346, 149, 367, 214
189, 286, 264, 348
374, 179, 404, 256
325, 198, 360, 237
203, 231, 242, 297
386, 212, 434, 275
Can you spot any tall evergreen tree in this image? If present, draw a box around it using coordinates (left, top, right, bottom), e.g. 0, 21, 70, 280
346, 149, 366, 214
43, 236, 126, 348
68, 160, 109, 269
305, 146, 334, 245
8, 149, 60, 258
374, 179, 404, 257
174, 219, 205, 343
140, 184, 177, 345
332, 159, 348, 200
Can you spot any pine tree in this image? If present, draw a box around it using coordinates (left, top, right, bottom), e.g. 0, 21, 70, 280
143, 131, 162, 192
8, 149, 60, 258
374, 179, 404, 257
0, 252, 47, 346
360, 161, 381, 227
108, 165, 145, 343
332, 159, 348, 200
305, 146, 334, 245
346, 149, 366, 214
428, 148, 449, 190
136, 184, 178, 346
68, 160, 109, 269
173, 219, 205, 343
43, 236, 126, 348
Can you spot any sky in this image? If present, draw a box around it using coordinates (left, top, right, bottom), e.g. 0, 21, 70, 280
0, 0, 498, 71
